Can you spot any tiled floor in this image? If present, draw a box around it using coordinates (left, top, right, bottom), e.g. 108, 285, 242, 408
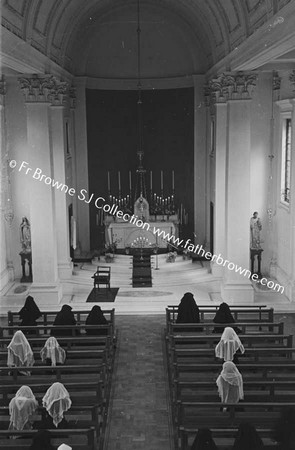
104, 315, 174, 450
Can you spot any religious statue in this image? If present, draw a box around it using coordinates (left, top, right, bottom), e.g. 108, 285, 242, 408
20, 217, 31, 252
134, 195, 149, 221
250, 211, 262, 250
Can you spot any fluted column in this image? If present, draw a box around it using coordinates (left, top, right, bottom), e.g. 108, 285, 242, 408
18, 75, 61, 303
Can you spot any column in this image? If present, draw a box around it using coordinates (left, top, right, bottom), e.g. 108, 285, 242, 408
0, 78, 14, 290
50, 82, 73, 279
211, 101, 228, 277
73, 77, 90, 253
193, 75, 207, 246
19, 75, 61, 304
290, 98, 295, 300
209, 72, 257, 302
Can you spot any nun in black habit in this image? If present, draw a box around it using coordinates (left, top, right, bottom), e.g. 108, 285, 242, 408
29, 430, 56, 450
85, 306, 108, 336
213, 302, 240, 334
191, 428, 218, 450
232, 423, 264, 450
18, 296, 41, 335
51, 305, 79, 337
176, 292, 200, 323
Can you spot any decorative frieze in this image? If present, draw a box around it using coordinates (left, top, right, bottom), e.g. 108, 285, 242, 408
206, 71, 257, 104
19, 75, 69, 105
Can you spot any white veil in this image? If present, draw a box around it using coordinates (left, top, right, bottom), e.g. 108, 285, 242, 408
7, 330, 34, 371
216, 361, 244, 402
40, 337, 66, 366
42, 382, 72, 427
9, 385, 38, 431
215, 327, 245, 361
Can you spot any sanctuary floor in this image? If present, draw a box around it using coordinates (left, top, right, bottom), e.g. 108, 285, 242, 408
1, 253, 294, 316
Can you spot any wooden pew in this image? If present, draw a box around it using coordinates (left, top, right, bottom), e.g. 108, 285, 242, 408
0, 381, 104, 407
168, 322, 283, 335
172, 362, 295, 381
0, 335, 111, 357
0, 364, 107, 385
0, 405, 101, 433
176, 401, 295, 429
170, 347, 295, 365
169, 334, 293, 350
0, 348, 108, 367
0, 324, 113, 340
166, 305, 273, 330
0, 428, 97, 450
8, 308, 115, 332
173, 379, 295, 403
178, 427, 278, 450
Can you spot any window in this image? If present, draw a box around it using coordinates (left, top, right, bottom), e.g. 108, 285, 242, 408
281, 117, 292, 204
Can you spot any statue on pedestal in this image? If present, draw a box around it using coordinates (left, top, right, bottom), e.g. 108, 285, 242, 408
250, 211, 262, 250
19, 217, 32, 282
20, 217, 31, 252
250, 211, 263, 278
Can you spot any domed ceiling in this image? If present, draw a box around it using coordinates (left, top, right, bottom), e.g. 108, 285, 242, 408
1, 0, 294, 78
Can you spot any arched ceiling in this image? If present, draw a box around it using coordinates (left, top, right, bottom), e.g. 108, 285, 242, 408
1, 0, 293, 78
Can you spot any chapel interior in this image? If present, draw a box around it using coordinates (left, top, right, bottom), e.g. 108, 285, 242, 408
1, 0, 295, 448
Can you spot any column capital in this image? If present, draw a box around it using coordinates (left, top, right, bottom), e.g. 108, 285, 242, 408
272, 70, 281, 101
69, 87, 76, 109
0, 78, 6, 107
289, 69, 295, 92
18, 75, 70, 105
206, 71, 257, 104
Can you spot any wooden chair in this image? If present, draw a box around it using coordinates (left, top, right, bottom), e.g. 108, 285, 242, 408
92, 266, 111, 290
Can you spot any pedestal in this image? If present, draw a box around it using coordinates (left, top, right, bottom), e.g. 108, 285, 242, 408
250, 248, 263, 278
19, 251, 32, 283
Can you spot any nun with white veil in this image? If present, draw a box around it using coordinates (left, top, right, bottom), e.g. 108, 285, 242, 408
7, 330, 34, 375
40, 337, 66, 366
215, 327, 245, 362
42, 382, 72, 428
216, 361, 244, 406
9, 385, 38, 432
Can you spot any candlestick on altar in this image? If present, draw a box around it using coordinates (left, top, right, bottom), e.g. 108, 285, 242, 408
172, 170, 174, 190
129, 171, 132, 191
108, 171, 110, 191
161, 170, 163, 190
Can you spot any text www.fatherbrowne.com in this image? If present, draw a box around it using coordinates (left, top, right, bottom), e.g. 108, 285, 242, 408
13, 159, 284, 294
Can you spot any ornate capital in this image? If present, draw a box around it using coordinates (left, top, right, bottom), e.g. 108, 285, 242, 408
69, 87, 76, 109
18, 75, 69, 105
0, 78, 6, 107
50, 79, 69, 106
289, 70, 295, 91
273, 71, 281, 91
208, 71, 257, 103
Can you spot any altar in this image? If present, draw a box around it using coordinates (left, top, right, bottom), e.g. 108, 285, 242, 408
105, 216, 178, 249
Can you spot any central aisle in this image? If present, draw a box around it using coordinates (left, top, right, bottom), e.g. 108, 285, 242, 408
104, 315, 174, 450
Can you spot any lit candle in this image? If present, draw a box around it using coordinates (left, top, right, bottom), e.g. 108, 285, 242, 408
172, 170, 174, 190
161, 170, 163, 190
129, 171, 132, 190
108, 171, 110, 191
118, 171, 121, 191
150, 171, 152, 190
